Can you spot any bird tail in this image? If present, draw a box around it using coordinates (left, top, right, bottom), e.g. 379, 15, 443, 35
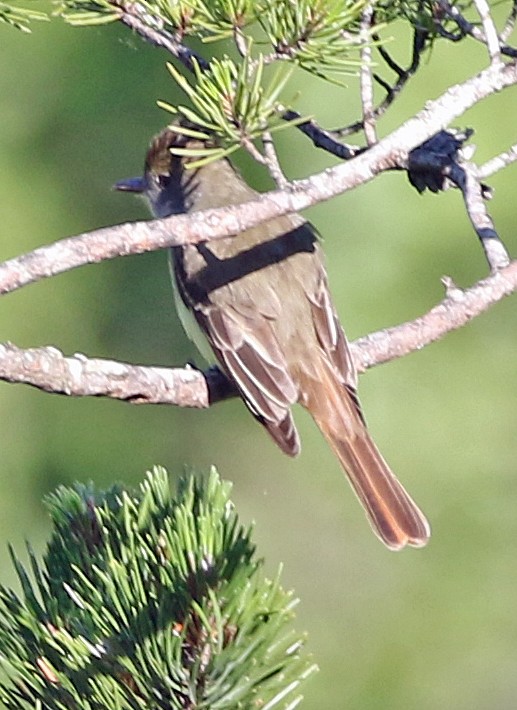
303, 364, 430, 550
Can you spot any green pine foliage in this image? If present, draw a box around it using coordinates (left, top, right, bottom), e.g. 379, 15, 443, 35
51, 0, 375, 155
159, 55, 301, 166
0, 0, 47, 30
0, 468, 316, 709
0, 0, 462, 154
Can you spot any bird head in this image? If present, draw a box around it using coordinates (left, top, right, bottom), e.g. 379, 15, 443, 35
114, 127, 208, 218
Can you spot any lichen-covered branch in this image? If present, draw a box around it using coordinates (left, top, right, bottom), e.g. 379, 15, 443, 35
2, 260, 516, 404
1, 60, 516, 297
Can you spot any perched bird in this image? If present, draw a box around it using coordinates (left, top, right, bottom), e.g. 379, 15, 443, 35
116, 126, 430, 550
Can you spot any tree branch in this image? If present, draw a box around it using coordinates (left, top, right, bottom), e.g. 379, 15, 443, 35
472, 0, 502, 64
447, 163, 510, 271
113, 0, 209, 72
280, 110, 363, 159
0, 343, 236, 406
478, 142, 517, 178
501, 0, 517, 42
360, 4, 377, 145
436, 0, 517, 58
1, 60, 516, 297
2, 260, 516, 403
339, 26, 429, 138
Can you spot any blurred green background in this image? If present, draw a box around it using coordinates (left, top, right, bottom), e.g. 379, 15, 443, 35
1, 15, 517, 710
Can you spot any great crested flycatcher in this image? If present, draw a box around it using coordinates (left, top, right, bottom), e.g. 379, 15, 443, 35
116, 127, 430, 550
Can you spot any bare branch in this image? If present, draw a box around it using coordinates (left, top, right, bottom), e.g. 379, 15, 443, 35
360, 4, 377, 145
501, 1, 517, 42
262, 132, 289, 188
477, 142, 517, 178
281, 110, 363, 160
112, 0, 209, 72
338, 27, 428, 138
472, 0, 502, 64
436, 0, 517, 58
2, 261, 517, 400
0, 343, 236, 406
1, 60, 516, 297
447, 163, 510, 271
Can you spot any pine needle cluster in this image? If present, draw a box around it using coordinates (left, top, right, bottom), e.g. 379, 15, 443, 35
0, 468, 316, 709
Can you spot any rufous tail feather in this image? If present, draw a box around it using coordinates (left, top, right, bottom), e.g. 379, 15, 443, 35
304, 365, 430, 550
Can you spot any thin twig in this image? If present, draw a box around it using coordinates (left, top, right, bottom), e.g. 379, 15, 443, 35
436, 0, 486, 43
281, 110, 363, 160
472, 0, 502, 63
113, 0, 209, 71
337, 27, 428, 137
241, 138, 267, 165
360, 4, 377, 145
376, 40, 405, 75
262, 132, 289, 188
436, 0, 517, 58
500, 0, 517, 42
448, 163, 510, 271
434, 25, 463, 42
477, 143, 517, 178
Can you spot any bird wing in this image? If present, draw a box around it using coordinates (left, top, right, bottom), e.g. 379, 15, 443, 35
171, 218, 319, 458
196, 302, 301, 456
308, 270, 358, 392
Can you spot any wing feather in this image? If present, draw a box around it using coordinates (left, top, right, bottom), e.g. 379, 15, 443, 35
199, 305, 301, 456
309, 273, 357, 390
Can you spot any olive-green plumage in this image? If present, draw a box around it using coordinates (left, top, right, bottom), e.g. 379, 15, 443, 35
116, 127, 430, 550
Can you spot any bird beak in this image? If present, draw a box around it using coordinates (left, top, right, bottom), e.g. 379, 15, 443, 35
113, 176, 146, 193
